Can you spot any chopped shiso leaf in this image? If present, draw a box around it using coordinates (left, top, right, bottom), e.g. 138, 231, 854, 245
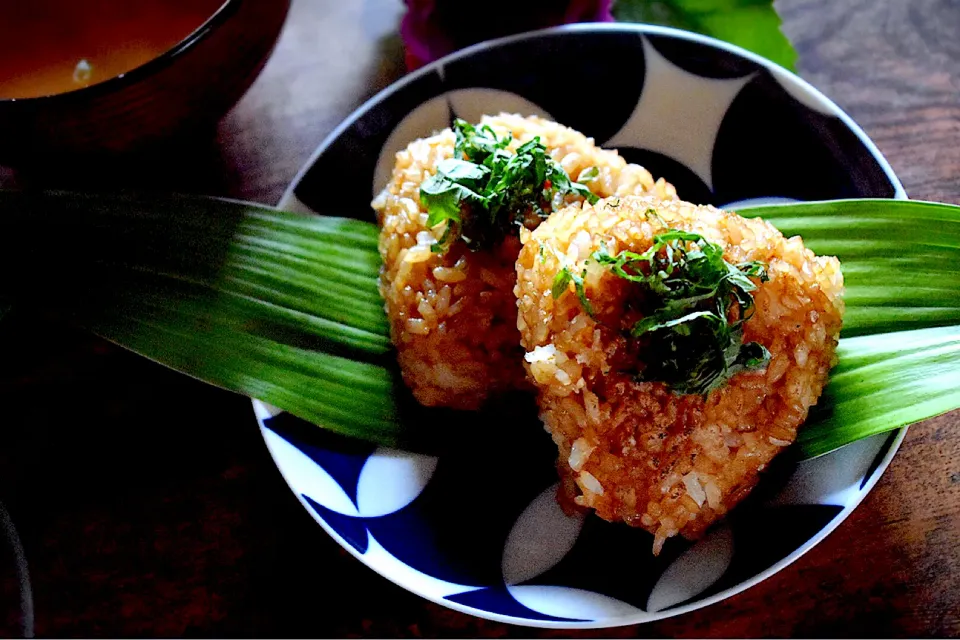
553, 265, 594, 318
588, 228, 770, 395
420, 119, 599, 253
578, 166, 600, 183
550, 225, 771, 396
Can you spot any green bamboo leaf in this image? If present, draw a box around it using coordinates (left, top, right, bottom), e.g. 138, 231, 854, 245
0, 191, 959, 458
736, 199, 960, 336
0, 190, 401, 444
799, 325, 960, 458
613, 0, 798, 71
733, 199, 960, 457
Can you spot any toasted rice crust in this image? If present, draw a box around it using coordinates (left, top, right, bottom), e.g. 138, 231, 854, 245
373, 113, 676, 409
516, 195, 844, 553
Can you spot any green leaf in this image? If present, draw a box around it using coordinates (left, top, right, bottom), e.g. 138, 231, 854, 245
578, 166, 600, 183
453, 118, 509, 162
435, 158, 489, 182
547, 162, 599, 205
735, 199, 960, 337
2, 191, 960, 461
419, 170, 483, 229
612, 0, 798, 71
594, 229, 768, 394
738, 341, 770, 369
572, 268, 594, 317
732, 198, 960, 457
552, 267, 573, 299
0, 190, 402, 445
423, 122, 601, 252
551, 266, 594, 317
799, 325, 960, 459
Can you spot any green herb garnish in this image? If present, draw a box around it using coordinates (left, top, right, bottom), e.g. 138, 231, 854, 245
590, 229, 771, 395
552, 265, 594, 317
578, 166, 600, 183
419, 119, 599, 253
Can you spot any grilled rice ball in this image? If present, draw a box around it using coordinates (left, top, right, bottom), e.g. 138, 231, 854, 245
372, 113, 676, 410
516, 194, 844, 553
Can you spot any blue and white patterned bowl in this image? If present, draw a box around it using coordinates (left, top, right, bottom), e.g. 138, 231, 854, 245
260, 24, 906, 628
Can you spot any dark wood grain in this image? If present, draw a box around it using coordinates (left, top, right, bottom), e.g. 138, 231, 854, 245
1, 0, 959, 637
779, 0, 960, 206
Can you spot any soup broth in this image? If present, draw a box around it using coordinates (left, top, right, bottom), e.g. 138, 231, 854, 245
0, 0, 226, 99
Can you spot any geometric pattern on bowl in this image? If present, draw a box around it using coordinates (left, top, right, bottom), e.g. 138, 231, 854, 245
265, 24, 906, 628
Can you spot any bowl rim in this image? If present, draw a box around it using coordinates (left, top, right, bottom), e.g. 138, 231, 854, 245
281, 21, 907, 209
273, 21, 909, 629
0, 0, 239, 105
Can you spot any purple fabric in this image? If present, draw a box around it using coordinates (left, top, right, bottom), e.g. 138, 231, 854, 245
400, 0, 615, 70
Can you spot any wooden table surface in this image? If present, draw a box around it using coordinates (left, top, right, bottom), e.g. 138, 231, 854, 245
1, 0, 959, 636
